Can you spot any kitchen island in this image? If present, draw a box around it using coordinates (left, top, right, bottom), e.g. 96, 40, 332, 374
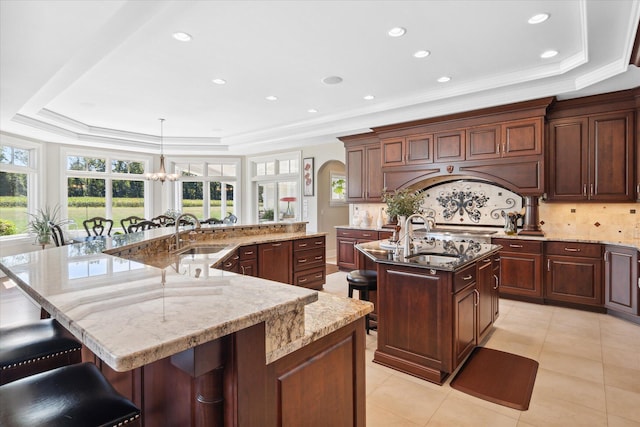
357, 238, 502, 385
0, 222, 371, 426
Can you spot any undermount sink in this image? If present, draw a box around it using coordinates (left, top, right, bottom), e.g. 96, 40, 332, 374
404, 252, 461, 265
176, 245, 228, 256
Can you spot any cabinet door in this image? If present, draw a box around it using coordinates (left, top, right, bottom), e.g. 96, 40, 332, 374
604, 245, 639, 315
501, 118, 542, 157
337, 238, 357, 270
258, 241, 292, 284
365, 144, 383, 200
454, 284, 477, 367
589, 112, 634, 202
547, 118, 589, 201
406, 133, 433, 164
545, 255, 603, 307
476, 257, 494, 340
492, 254, 500, 322
499, 251, 543, 299
346, 146, 365, 201
434, 130, 465, 162
239, 259, 258, 276
467, 125, 500, 160
381, 137, 404, 167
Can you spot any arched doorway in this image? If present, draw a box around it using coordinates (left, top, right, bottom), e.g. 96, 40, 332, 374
316, 160, 349, 260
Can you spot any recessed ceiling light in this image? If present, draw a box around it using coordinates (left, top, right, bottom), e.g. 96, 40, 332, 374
265, 95, 278, 101
322, 76, 343, 85
212, 78, 226, 85
172, 32, 192, 42
308, 108, 318, 113
413, 50, 431, 58
540, 50, 558, 58
363, 95, 375, 100
388, 27, 406, 37
528, 13, 550, 24
437, 76, 451, 83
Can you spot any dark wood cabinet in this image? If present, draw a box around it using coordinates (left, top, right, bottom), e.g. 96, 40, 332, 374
604, 245, 639, 316
434, 130, 465, 162
292, 236, 326, 290
336, 228, 383, 271
467, 118, 542, 161
341, 134, 383, 202
453, 263, 477, 367
258, 241, 292, 284
544, 241, 603, 307
492, 238, 543, 301
547, 111, 634, 202
492, 254, 500, 322
476, 256, 494, 341
466, 124, 501, 160
238, 245, 257, 276
381, 133, 433, 167
221, 250, 240, 273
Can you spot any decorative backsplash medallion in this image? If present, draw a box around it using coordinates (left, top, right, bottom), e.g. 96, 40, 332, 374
419, 180, 523, 227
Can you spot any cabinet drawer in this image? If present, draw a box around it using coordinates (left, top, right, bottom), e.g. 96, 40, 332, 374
546, 241, 602, 258
493, 238, 542, 254
454, 264, 476, 293
239, 245, 257, 260
293, 267, 325, 290
378, 230, 394, 240
294, 236, 325, 251
221, 252, 240, 272
293, 247, 325, 271
337, 228, 377, 240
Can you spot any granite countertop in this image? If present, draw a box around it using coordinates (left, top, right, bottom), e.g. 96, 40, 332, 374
356, 238, 501, 271
0, 223, 369, 372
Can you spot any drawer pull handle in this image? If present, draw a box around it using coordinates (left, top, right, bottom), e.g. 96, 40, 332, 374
462, 274, 473, 281
299, 243, 308, 247
233, 255, 240, 260
299, 278, 307, 283
315, 274, 323, 278
509, 244, 523, 248
363, 233, 372, 237
299, 258, 307, 263
272, 243, 282, 247
483, 258, 492, 263
493, 274, 499, 290
564, 248, 581, 252
224, 262, 233, 268
315, 241, 323, 245
314, 256, 323, 260
244, 251, 254, 255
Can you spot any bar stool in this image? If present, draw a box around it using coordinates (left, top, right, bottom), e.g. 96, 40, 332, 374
0, 318, 82, 385
346, 270, 377, 333
0, 362, 141, 426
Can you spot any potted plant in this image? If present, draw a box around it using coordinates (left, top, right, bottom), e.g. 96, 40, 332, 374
27, 205, 61, 246
382, 188, 423, 225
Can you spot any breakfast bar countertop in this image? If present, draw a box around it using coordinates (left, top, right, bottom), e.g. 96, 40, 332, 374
0, 222, 371, 372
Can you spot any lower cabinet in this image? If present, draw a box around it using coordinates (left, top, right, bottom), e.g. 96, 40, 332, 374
336, 228, 394, 271
292, 236, 326, 290
544, 242, 603, 307
604, 245, 639, 316
476, 256, 495, 341
238, 245, 257, 276
258, 241, 293, 284
492, 238, 543, 301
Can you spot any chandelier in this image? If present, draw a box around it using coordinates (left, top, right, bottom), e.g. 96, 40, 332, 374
146, 118, 179, 184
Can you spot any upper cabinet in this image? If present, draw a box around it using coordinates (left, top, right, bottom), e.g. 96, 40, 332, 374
381, 133, 433, 167
467, 118, 542, 161
434, 130, 466, 163
547, 111, 635, 202
340, 133, 383, 203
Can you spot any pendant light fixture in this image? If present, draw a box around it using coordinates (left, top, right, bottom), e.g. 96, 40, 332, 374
146, 118, 179, 184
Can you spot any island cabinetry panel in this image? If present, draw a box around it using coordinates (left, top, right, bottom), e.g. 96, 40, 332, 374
453, 264, 477, 367
374, 264, 452, 384
221, 250, 241, 273
239, 245, 257, 276
476, 256, 495, 341
492, 254, 501, 322
381, 133, 433, 167
258, 241, 292, 285
604, 245, 639, 316
547, 111, 634, 202
292, 236, 326, 290
492, 238, 543, 301
341, 133, 382, 202
544, 241, 603, 307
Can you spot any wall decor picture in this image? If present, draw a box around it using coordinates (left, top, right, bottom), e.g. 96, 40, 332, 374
303, 157, 314, 196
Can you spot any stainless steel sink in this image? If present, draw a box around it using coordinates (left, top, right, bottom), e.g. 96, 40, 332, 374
404, 252, 461, 265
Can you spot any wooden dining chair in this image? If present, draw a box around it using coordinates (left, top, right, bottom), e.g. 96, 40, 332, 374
201, 217, 223, 225
49, 223, 68, 247
120, 216, 145, 234
83, 217, 113, 237
151, 215, 175, 227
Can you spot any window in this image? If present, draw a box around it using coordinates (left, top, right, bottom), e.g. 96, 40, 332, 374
0, 142, 37, 236
174, 160, 240, 221
250, 152, 301, 223
64, 151, 149, 232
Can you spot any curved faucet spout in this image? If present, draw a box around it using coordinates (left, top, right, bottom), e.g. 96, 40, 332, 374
402, 213, 433, 258
174, 213, 201, 251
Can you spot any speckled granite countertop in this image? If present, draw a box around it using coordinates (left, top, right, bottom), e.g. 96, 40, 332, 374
0, 222, 371, 372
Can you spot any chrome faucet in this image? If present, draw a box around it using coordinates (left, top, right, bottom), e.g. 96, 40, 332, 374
174, 213, 201, 251
402, 213, 434, 258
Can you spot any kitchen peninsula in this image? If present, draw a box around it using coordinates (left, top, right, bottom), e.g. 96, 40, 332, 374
0, 222, 371, 426
357, 238, 502, 385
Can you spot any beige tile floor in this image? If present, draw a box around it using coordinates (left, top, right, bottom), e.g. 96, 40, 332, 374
2, 271, 639, 426
322, 269, 640, 427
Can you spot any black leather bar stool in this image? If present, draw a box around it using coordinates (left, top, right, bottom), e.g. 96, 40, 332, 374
346, 270, 377, 333
0, 362, 141, 426
0, 318, 82, 385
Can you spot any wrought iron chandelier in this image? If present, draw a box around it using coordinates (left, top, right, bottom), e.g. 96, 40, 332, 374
145, 118, 179, 184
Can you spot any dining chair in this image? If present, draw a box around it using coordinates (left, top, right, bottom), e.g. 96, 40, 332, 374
151, 215, 175, 227
120, 216, 145, 234
83, 217, 113, 237
127, 220, 161, 233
